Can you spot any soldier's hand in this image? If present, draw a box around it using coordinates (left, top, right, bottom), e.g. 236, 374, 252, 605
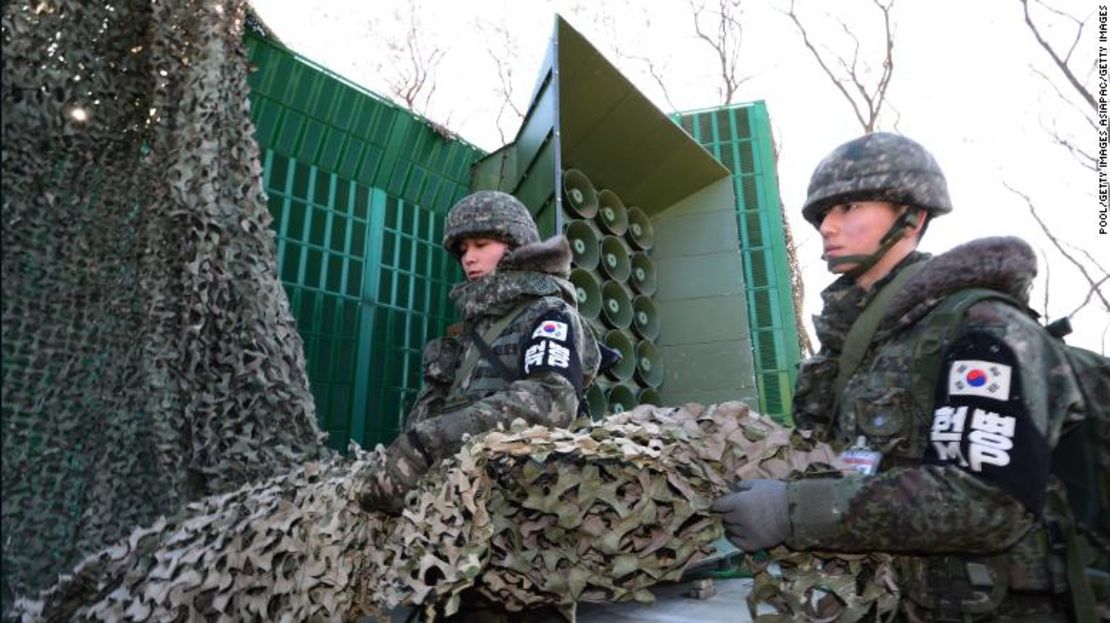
359, 433, 433, 515
711, 479, 789, 552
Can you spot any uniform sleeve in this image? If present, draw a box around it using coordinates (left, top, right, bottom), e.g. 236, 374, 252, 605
404, 336, 461, 431
408, 301, 598, 463
786, 302, 1082, 554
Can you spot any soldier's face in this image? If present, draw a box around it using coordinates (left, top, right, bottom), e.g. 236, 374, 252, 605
818, 200, 898, 272
459, 237, 509, 281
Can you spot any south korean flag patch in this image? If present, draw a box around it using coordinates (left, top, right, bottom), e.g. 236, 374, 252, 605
948, 360, 1012, 399
532, 320, 569, 341
923, 330, 1050, 515
521, 309, 581, 393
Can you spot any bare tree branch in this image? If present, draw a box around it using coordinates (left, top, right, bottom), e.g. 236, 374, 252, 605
382, 0, 443, 115
1037, 246, 1051, 319
1014, 1, 1106, 326
784, 2, 867, 130
1072, 276, 1110, 317
1064, 240, 1110, 279
689, 0, 751, 104
1040, 115, 1099, 172
887, 100, 904, 133
476, 18, 525, 145
623, 51, 681, 112
1003, 181, 1110, 313
1021, 62, 1101, 169
1019, 0, 1096, 111
1028, 65, 1099, 133
783, 0, 895, 133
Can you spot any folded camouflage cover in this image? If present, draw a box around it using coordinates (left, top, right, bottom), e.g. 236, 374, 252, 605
14, 402, 899, 622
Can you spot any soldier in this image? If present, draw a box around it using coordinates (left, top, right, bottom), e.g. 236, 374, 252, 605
360, 190, 601, 514
712, 133, 1088, 620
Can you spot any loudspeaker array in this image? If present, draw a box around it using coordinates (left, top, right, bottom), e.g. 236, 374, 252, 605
563, 168, 662, 420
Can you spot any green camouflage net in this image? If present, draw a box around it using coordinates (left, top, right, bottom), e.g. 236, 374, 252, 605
1, 0, 330, 603
14, 455, 382, 622
14, 403, 901, 622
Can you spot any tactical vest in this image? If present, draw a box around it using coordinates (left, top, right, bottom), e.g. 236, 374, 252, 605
431, 294, 591, 412
445, 299, 537, 408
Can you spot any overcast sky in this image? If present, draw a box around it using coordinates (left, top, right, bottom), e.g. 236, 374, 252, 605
252, 0, 1108, 353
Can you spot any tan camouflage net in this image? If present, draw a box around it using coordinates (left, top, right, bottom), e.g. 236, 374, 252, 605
2, 1, 902, 619
747, 549, 898, 622
14, 403, 902, 622
2, 0, 329, 603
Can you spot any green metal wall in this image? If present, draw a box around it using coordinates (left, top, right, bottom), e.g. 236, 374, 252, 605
673, 102, 801, 423
244, 32, 483, 450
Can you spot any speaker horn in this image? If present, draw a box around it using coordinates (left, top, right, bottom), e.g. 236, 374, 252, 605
566, 219, 602, 270
585, 382, 608, 421
599, 235, 631, 282
606, 383, 637, 415
596, 189, 628, 236
629, 252, 657, 296
637, 387, 661, 406
600, 280, 633, 330
625, 206, 655, 251
631, 295, 661, 341
569, 268, 602, 320
603, 329, 636, 382
562, 169, 599, 219
635, 339, 665, 388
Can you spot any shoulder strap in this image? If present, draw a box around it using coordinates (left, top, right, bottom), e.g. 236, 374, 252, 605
833, 261, 925, 412
468, 325, 517, 383
448, 300, 533, 397
908, 287, 1027, 418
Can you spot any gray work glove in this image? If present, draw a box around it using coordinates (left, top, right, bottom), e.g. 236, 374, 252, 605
711, 479, 789, 552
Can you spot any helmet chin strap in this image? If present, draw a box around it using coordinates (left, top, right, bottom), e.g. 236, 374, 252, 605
824, 208, 921, 278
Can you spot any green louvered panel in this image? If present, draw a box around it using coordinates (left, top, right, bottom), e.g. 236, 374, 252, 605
366, 195, 460, 444
246, 31, 481, 450
262, 152, 372, 450
672, 101, 801, 423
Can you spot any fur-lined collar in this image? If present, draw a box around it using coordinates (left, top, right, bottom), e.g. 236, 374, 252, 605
498, 235, 573, 278
879, 236, 1037, 333
450, 236, 576, 320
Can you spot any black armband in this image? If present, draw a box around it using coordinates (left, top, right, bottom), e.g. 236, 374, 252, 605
923, 330, 1050, 514
520, 309, 582, 395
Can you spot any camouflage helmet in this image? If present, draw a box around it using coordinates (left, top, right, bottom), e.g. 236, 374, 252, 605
443, 190, 540, 257
801, 133, 952, 227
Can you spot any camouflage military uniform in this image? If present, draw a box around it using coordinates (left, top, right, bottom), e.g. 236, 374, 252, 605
791, 236, 1080, 619
705, 134, 1088, 619
406, 236, 601, 460
361, 191, 601, 514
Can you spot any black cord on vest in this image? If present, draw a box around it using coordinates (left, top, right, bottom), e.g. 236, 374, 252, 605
467, 325, 519, 384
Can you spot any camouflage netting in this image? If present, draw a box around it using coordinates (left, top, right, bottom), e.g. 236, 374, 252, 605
3, 0, 903, 619
1, 0, 330, 603
13, 403, 902, 622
